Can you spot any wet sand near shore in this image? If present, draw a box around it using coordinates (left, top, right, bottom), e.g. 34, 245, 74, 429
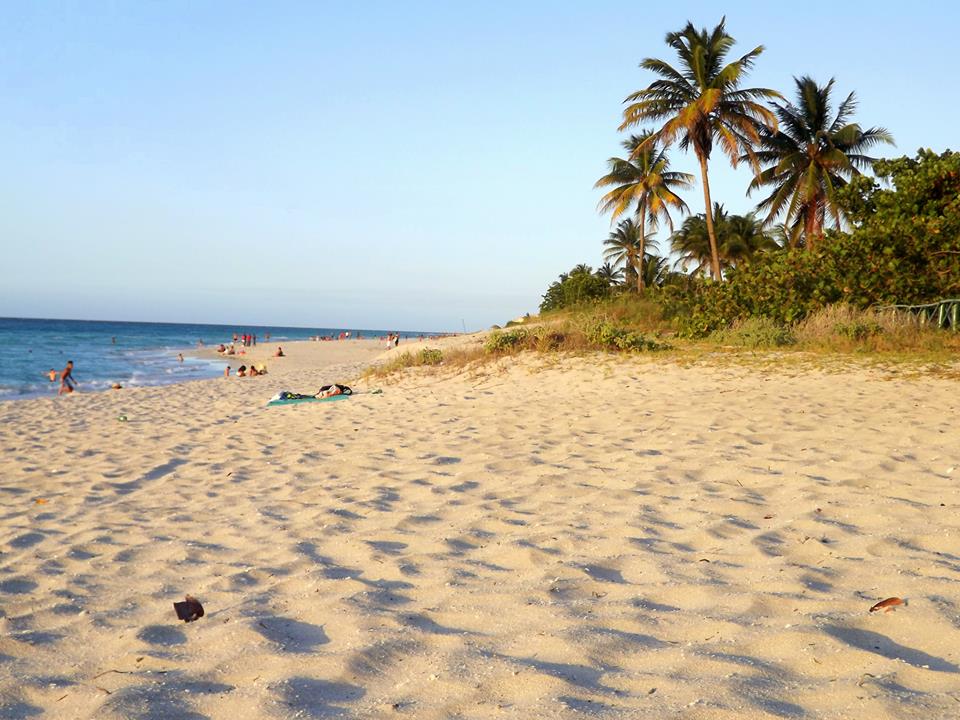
1, 340, 959, 718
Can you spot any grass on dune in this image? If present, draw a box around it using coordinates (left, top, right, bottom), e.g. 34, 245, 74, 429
364, 296, 960, 380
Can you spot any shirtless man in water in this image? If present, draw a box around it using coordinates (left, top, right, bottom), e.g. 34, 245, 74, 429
59, 360, 76, 395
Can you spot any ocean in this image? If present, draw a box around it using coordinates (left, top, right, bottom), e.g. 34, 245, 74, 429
0, 317, 424, 401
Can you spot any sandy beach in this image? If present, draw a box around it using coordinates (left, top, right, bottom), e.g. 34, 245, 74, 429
2, 339, 959, 719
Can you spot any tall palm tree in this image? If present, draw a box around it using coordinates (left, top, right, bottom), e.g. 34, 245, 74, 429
595, 262, 623, 286
746, 76, 894, 247
602, 218, 659, 290
620, 18, 780, 281
670, 203, 777, 275
595, 132, 693, 290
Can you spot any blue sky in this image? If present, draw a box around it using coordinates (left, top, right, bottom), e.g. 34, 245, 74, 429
1, 1, 954, 331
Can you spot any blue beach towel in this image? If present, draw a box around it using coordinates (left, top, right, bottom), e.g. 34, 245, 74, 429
266, 394, 351, 407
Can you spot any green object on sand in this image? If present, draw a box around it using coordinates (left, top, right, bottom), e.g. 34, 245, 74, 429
267, 394, 351, 407
117, 415, 128, 422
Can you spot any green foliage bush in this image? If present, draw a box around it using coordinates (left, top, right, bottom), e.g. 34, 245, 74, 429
485, 320, 666, 355
832, 319, 881, 341
540, 267, 612, 312
418, 348, 443, 365
484, 328, 529, 353
709, 317, 795, 348
674, 150, 960, 336
582, 318, 663, 351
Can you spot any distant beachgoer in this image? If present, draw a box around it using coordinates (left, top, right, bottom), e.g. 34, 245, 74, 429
252, 334, 257, 346
47, 368, 58, 382
177, 353, 184, 363
394, 333, 399, 348
111, 337, 116, 344
224, 366, 231, 377
217, 344, 227, 353
59, 360, 76, 395
248, 366, 259, 377
265, 332, 270, 341
237, 365, 247, 377
275, 346, 284, 357
233, 333, 238, 343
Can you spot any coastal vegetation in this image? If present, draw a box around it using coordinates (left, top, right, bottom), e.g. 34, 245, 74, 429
377, 17, 958, 379
538, 17, 958, 357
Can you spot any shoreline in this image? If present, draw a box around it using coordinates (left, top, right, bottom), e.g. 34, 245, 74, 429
2, 345, 959, 717
0, 338, 407, 405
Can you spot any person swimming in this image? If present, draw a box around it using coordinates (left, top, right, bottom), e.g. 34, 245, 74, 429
47, 368, 58, 382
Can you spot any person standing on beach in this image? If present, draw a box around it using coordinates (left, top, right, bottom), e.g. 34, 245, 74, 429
59, 360, 76, 395
224, 366, 231, 377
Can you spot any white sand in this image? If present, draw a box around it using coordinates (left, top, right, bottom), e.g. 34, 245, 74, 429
2, 339, 959, 719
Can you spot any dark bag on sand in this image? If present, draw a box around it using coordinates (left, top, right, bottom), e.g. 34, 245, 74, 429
278, 391, 314, 400
318, 384, 353, 396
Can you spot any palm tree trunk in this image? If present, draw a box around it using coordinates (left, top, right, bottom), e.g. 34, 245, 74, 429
805, 203, 818, 249
697, 154, 722, 281
637, 199, 646, 292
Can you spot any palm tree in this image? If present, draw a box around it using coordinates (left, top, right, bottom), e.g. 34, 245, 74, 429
570, 263, 593, 276
595, 262, 623, 286
602, 218, 659, 290
747, 76, 894, 247
640, 253, 670, 288
621, 18, 780, 281
595, 132, 693, 290
723, 209, 781, 261
670, 203, 777, 275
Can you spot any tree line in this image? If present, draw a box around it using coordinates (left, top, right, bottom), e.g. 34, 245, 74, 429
591, 17, 893, 290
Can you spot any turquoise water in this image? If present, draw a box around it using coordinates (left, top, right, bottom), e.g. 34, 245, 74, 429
0, 317, 422, 400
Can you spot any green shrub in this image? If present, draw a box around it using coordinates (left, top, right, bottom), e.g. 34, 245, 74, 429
484, 328, 529, 353
540, 267, 612, 312
418, 348, 443, 365
709, 317, 796, 348
833, 320, 881, 341
582, 318, 663, 352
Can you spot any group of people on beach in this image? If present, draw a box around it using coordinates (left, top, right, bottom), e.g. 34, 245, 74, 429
224, 364, 268, 378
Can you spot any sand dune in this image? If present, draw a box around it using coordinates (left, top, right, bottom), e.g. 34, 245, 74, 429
1, 340, 959, 718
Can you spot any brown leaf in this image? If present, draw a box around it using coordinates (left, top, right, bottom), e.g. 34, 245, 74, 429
869, 597, 904, 613
173, 595, 205, 622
